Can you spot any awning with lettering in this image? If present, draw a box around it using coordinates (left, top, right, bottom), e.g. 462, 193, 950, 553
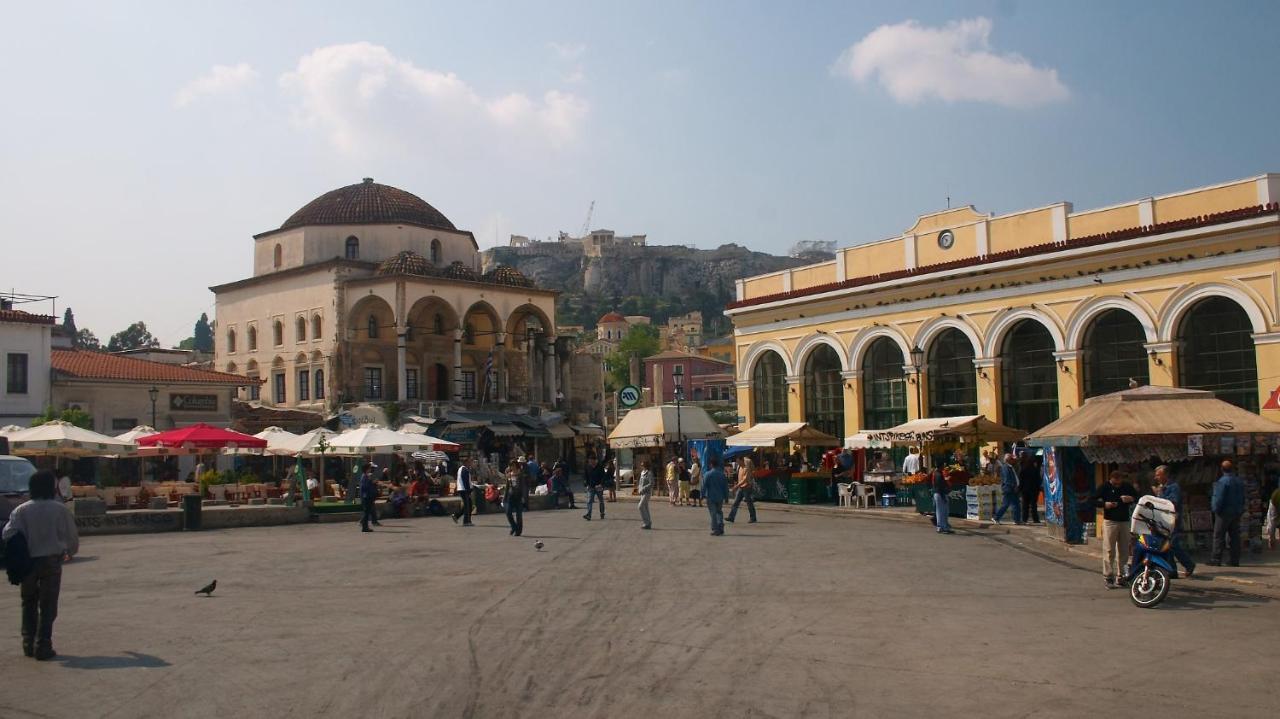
1026, 385, 1280, 448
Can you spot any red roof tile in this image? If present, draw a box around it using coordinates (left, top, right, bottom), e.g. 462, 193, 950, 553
0, 309, 56, 326
598, 311, 626, 323
51, 350, 256, 385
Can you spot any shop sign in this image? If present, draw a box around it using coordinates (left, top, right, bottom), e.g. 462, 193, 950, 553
170, 394, 217, 412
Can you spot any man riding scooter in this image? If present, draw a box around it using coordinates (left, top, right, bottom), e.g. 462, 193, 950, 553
1126, 494, 1179, 608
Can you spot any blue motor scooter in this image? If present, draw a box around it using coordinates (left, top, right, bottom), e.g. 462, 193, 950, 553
1127, 496, 1178, 608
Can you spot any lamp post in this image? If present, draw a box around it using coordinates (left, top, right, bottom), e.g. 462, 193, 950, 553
148, 386, 159, 429
673, 365, 685, 462
909, 346, 924, 421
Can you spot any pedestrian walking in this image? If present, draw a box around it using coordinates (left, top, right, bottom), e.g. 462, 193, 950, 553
452, 458, 475, 525
637, 461, 654, 529
1018, 453, 1041, 524
359, 464, 380, 532
1094, 471, 1138, 588
689, 458, 703, 507
703, 454, 729, 536
666, 458, 679, 505
1209, 459, 1246, 566
551, 464, 575, 509
727, 456, 757, 524
992, 453, 1022, 525
606, 458, 618, 502
583, 457, 606, 520
2, 470, 79, 660
932, 465, 953, 534
505, 461, 526, 537
1153, 465, 1195, 576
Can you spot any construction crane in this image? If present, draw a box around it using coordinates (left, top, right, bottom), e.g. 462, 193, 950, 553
580, 200, 595, 237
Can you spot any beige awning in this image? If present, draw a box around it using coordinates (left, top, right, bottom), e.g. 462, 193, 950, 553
727, 422, 841, 447
546, 423, 575, 439
1027, 385, 1280, 447
607, 405, 725, 448
8, 420, 138, 457
572, 424, 605, 437
867, 415, 1026, 445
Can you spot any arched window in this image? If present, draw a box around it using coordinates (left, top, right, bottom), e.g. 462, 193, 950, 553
273, 244, 282, 269
345, 236, 360, 260
273, 320, 283, 346
802, 345, 844, 439
311, 314, 322, 340
927, 328, 977, 417
1178, 297, 1259, 411
295, 317, 306, 343
314, 369, 325, 400
430, 239, 442, 264
861, 338, 907, 430
248, 326, 258, 351
1001, 320, 1059, 433
751, 350, 787, 423
226, 329, 237, 354
1083, 309, 1149, 398
367, 315, 379, 339
433, 313, 444, 335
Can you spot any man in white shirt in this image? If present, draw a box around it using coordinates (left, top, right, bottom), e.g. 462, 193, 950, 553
2, 470, 79, 660
902, 447, 923, 475
452, 457, 474, 526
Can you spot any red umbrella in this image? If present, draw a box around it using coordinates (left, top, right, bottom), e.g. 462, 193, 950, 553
138, 423, 267, 451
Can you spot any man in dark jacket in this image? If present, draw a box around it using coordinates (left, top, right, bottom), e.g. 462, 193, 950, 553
583, 457, 606, 520
1018, 454, 1041, 524
933, 466, 954, 534
359, 464, 379, 532
1210, 460, 1247, 566
1094, 472, 1138, 588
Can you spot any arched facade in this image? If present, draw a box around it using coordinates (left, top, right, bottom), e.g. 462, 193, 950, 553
1177, 296, 1260, 411
1000, 319, 1059, 433
802, 344, 844, 439
750, 350, 788, 424
861, 337, 907, 430
1081, 308, 1149, 398
926, 327, 977, 417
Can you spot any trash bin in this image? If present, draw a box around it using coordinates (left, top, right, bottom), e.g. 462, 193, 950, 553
182, 492, 202, 531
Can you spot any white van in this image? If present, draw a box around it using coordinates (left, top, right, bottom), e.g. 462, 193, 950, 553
0, 455, 37, 523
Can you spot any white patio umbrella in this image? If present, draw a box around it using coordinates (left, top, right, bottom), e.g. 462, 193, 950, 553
115, 425, 160, 482
0, 424, 27, 438
9, 420, 137, 458
326, 425, 442, 456
248, 426, 302, 456
283, 428, 339, 457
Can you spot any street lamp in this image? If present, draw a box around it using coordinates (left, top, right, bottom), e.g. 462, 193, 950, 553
909, 346, 924, 421
148, 386, 159, 428
673, 365, 685, 462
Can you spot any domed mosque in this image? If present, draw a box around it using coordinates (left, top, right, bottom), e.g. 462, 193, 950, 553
212, 179, 564, 416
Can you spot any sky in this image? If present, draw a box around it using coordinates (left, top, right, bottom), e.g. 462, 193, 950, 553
4, 0, 1280, 346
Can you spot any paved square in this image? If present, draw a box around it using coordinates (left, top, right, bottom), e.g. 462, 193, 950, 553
3, 502, 1277, 718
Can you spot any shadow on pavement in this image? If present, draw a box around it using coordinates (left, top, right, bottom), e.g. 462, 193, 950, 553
55, 651, 171, 670
1157, 587, 1271, 611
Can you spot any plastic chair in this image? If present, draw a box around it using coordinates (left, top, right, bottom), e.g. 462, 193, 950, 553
837, 483, 854, 507
854, 483, 878, 508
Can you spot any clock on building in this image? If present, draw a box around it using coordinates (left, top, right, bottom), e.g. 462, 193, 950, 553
937, 229, 955, 249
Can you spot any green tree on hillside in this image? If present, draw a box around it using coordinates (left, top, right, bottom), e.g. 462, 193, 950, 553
604, 324, 660, 389
76, 328, 101, 350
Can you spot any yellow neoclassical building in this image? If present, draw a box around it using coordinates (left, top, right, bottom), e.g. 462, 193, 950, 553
727, 174, 1280, 440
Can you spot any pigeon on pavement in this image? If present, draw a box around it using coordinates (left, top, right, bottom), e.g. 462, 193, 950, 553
534, 541, 544, 551
195, 580, 217, 596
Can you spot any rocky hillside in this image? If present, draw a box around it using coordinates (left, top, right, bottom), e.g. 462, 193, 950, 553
483, 243, 822, 331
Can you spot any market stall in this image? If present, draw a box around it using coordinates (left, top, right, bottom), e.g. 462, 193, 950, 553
865, 415, 1026, 517
606, 405, 725, 485
728, 422, 841, 504
1026, 385, 1280, 547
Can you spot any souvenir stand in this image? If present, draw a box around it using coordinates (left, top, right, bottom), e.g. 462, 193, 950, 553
861, 415, 1026, 517
1026, 386, 1280, 548
727, 422, 841, 504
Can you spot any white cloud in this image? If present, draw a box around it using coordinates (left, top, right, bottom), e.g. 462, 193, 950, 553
279, 42, 588, 154
173, 63, 258, 108
833, 18, 1068, 108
